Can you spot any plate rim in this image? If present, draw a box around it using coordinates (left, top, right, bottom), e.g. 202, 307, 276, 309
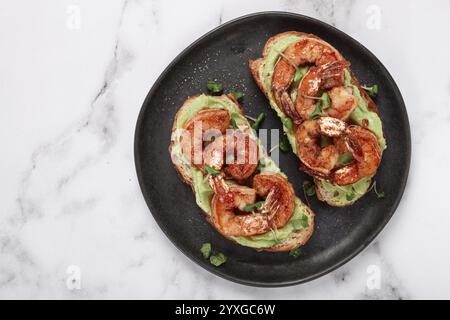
134, 11, 411, 287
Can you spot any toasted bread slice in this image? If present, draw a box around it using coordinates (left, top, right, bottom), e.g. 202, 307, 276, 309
249, 31, 382, 207
169, 94, 314, 251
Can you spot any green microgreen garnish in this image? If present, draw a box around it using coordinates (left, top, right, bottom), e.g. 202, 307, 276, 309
321, 92, 331, 109
230, 89, 243, 100
204, 165, 221, 175
294, 66, 309, 83
209, 252, 227, 267
243, 201, 264, 212
289, 248, 301, 258
337, 152, 354, 166
310, 101, 322, 120
251, 112, 265, 130
279, 135, 291, 152
372, 181, 385, 198
346, 193, 356, 201
257, 158, 266, 170
293, 214, 310, 230
207, 80, 223, 95
301, 214, 309, 228
303, 181, 316, 197
230, 117, 239, 129
362, 84, 378, 97
283, 117, 293, 130
200, 243, 212, 259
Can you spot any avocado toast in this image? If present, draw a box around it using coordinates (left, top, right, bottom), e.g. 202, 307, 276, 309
249, 32, 386, 206
169, 94, 314, 251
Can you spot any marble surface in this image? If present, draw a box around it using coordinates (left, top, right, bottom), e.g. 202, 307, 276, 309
1, 0, 449, 299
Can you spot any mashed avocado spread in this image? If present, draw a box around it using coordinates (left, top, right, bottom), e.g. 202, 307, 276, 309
261, 36, 386, 205
170, 94, 312, 247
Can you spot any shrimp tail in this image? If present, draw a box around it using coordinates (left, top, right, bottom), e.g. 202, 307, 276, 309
280, 91, 303, 124
318, 60, 350, 90
299, 163, 330, 180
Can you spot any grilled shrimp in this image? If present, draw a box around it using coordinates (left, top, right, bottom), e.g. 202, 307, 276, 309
296, 117, 347, 176
203, 131, 258, 181
295, 60, 350, 120
252, 173, 295, 229
209, 175, 268, 237
181, 109, 230, 166
329, 126, 381, 186
209, 173, 295, 237
271, 37, 342, 122
324, 86, 357, 121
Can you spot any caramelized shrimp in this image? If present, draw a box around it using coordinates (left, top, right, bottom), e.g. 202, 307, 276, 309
203, 130, 258, 181
330, 126, 381, 186
271, 37, 342, 122
180, 109, 230, 166
325, 86, 357, 121
296, 117, 347, 176
295, 60, 350, 120
209, 175, 268, 237
209, 173, 295, 237
252, 173, 295, 229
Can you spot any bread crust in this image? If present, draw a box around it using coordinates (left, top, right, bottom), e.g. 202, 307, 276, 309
169, 94, 314, 251
249, 31, 381, 207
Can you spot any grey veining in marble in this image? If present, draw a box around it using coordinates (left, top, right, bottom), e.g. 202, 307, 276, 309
1, 0, 449, 299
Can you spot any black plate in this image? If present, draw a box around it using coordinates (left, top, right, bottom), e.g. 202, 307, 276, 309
134, 12, 411, 287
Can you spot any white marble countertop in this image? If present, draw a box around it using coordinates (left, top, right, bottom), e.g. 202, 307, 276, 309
1, 0, 449, 299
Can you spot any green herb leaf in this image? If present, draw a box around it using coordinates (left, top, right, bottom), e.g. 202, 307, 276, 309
373, 181, 385, 198
204, 165, 221, 175
279, 135, 291, 152
363, 84, 378, 97
230, 117, 239, 129
310, 101, 322, 120
251, 112, 265, 130
243, 201, 264, 212
344, 69, 351, 87
207, 80, 223, 95
346, 193, 356, 201
289, 248, 301, 258
301, 214, 309, 228
200, 243, 211, 259
375, 190, 385, 198
303, 181, 316, 197
293, 69, 302, 83
283, 117, 293, 130
337, 152, 354, 166
257, 158, 266, 170
209, 253, 227, 267
294, 66, 309, 83
291, 219, 302, 230
321, 92, 330, 109
230, 89, 243, 100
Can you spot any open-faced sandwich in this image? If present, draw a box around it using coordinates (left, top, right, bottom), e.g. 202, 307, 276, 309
249, 32, 386, 206
169, 94, 314, 251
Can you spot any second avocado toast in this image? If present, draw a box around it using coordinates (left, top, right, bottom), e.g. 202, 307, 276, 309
169, 94, 314, 251
249, 31, 386, 206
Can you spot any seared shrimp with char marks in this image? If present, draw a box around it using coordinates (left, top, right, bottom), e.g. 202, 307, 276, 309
325, 86, 357, 121
209, 173, 295, 237
181, 109, 230, 167
209, 175, 268, 237
271, 37, 343, 122
295, 60, 353, 120
252, 173, 295, 229
296, 117, 347, 176
329, 126, 381, 186
203, 129, 259, 181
